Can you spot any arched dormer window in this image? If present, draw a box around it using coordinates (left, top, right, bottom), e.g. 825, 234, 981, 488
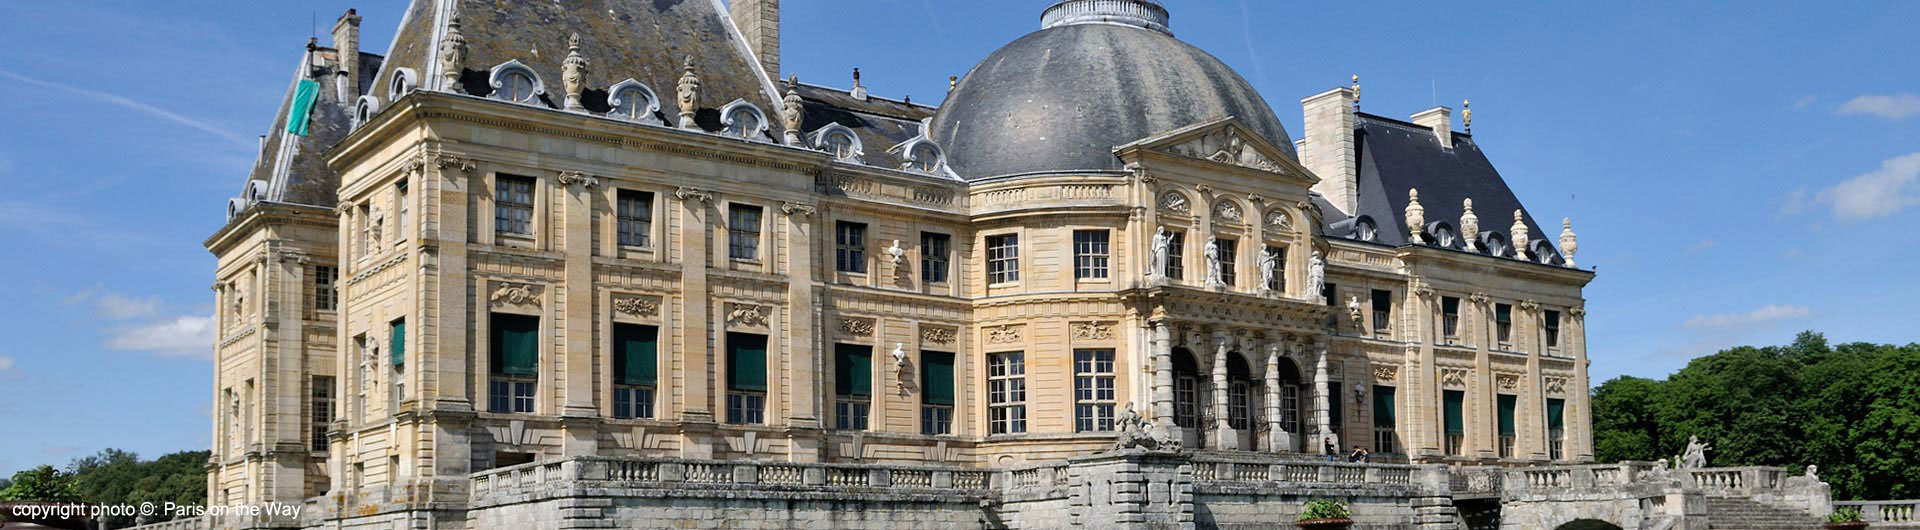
606, 79, 663, 125
1480, 232, 1510, 258
719, 99, 770, 141
227, 197, 247, 221
488, 60, 544, 105
809, 123, 863, 162
890, 136, 947, 174
387, 68, 418, 101
1426, 221, 1457, 248
244, 180, 268, 204
1529, 240, 1559, 265
1352, 216, 1378, 242
352, 95, 380, 130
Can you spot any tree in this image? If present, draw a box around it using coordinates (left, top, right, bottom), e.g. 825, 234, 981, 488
0, 465, 81, 502
63, 449, 211, 529
1590, 376, 1663, 463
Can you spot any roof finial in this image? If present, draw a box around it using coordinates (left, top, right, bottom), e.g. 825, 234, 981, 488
850, 67, 867, 101
1462, 98, 1472, 134
438, 14, 468, 92
676, 56, 701, 129
1460, 198, 1479, 247
781, 74, 804, 146
1351, 74, 1361, 111
1405, 188, 1425, 242
949, 75, 958, 92
561, 32, 590, 111
1559, 217, 1578, 267
1510, 209, 1530, 258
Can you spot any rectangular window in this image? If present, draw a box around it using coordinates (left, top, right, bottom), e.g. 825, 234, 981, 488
389, 318, 406, 368
987, 352, 1027, 435
612, 324, 658, 419
1327, 381, 1344, 434
726, 332, 768, 424
920, 232, 950, 284
314, 266, 337, 311
311, 376, 334, 452
1373, 385, 1397, 454
835, 221, 868, 273
921, 351, 955, 435
1442, 296, 1461, 340
1443, 390, 1465, 456
356, 204, 371, 258
1371, 289, 1393, 333
1228, 382, 1251, 430
495, 175, 535, 236
1323, 282, 1339, 328
616, 189, 653, 248
395, 180, 409, 243
488, 313, 539, 413
1174, 376, 1198, 429
1545, 310, 1562, 350
1547, 398, 1566, 460
1497, 394, 1517, 459
1165, 230, 1185, 280
728, 204, 763, 260
834, 344, 873, 430
1264, 245, 1286, 292
1496, 303, 1514, 345
1073, 229, 1110, 280
1280, 384, 1300, 435
1072, 349, 1116, 432
986, 234, 1020, 284
1215, 238, 1237, 287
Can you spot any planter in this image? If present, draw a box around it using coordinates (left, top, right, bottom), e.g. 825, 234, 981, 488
1823, 523, 1867, 530
1295, 518, 1355, 530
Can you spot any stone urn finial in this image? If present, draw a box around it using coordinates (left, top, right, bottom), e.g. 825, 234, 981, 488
1405, 188, 1424, 242
781, 74, 804, 145
676, 56, 701, 129
561, 32, 590, 111
1559, 217, 1578, 267
1510, 209, 1530, 257
438, 14, 468, 91
1460, 198, 1479, 247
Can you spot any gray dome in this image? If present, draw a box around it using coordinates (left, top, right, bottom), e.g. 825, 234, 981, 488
930, 10, 1294, 181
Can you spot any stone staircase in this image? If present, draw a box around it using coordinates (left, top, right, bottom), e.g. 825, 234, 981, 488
1706, 496, 1824, 529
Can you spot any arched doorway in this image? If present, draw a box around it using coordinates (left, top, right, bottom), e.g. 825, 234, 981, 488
1553, 520, 1624, 530
1275, 356, 1304, 451
1171, 347, 1203, 447
1226, 352, 1261, 449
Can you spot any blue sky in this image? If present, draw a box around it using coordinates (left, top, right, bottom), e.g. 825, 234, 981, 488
1, 1, 1915, 476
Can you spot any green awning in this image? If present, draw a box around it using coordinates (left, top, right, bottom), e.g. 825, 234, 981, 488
1498, 394, 1517, 436
835, 344, 872, 397
1372, 385, 1396, 427
1547, 398, 1565, 431
287, 79, 320, 137
923, 351, 956, 405
389, 319, 406, 368
614, 324, 657, 386
727, 333, 767, 392
490, 314, 540, 376
1443, 390, 1464, 435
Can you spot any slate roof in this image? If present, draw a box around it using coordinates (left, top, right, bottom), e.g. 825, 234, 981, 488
238, 44, 384, 210
1343, 112, 1565, 264
792, 83, 937, 172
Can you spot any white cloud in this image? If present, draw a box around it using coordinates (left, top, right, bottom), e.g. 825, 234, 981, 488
1794, 95, 1817, 110
1779, 187, 1806, 216
0, 356, 14, 372
1685, 239, 1717, 253
105, 315, 215, 358
1682, 304, 1812, 329
95, 293, 159, 320
1817, 152, 1920, 220
1838, 93, 1920, 120
0, 68, 253, 149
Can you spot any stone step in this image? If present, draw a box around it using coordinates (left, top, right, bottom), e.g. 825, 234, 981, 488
1705, 496, 1822, 530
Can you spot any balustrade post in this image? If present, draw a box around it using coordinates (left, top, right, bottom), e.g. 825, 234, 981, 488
733, 463, 758, 484
803, 466, 826, 485
934, 470, 954, 488
871, 468, 892, 487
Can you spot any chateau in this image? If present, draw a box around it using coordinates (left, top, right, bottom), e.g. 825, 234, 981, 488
192, 2, 1808, 529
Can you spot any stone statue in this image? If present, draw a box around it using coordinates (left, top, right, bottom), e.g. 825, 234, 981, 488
1804, 465, 1818, 480
1203, 238, 1222, 287
1307, 249, 1325, 297
1258, 246, 1278, 294
1646, 458, 1673, 483
1148, 226, 1169, 279
1680, 435, 1712, 469
886, 240, 906, 265
1112, 402, 1181, 452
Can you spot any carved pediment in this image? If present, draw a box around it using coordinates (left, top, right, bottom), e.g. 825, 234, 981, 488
1121, 117, 1306, 178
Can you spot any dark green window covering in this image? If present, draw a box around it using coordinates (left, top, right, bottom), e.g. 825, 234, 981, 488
1497, 394, 1517, 436
288, 80, 321, 136
834, 344, 872, 397
923, 351, 956, 405
1372, 385, 1396, 427
390, 319, 406, 368
1327, 381, 1343, 427
490, 314, 540, 376
1443, 390, 1464, 435
1496, 304, 1513, 324
727, 333, 767, 392
1546, 398, 1566, 431
613, 324, 658, 386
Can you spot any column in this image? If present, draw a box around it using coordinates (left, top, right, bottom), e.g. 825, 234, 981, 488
783, 203, 820, 429
558, 172, 599, 456
1151, 321, 1175, 431
1210, 330, 1236, 450
1263, 343, 1284, 452
1311, 342, 1333, 452
677, 188, 714, 422
1570, 307, 1592, 461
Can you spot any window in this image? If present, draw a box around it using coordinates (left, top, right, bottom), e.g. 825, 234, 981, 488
835, 221, 868, 273
920, 232, 950, 284
1443, 390, 1465, 457
314, 266, 337, 311
609, 83, 658, 121
1264, 245, 1286, 292
1164, 230, 1185, 280
834, 344, 873, 430
1371, 289, 1393, 333
1442, 296, 1461, 340
1073, 230, 1110, 280
1547, 398, 1567, 460
1487, 236, 1509, 258
1280, 383, 1300, 435
1327, 381, 1344, 433
497, 72, 538, 103
1073, 349, 1116, 432
1323, 282, 1339, 329
727, 204, 763, 260
820, 129, 859, 160
495, 175, 535, 236
356, 204, 372, 257
986, 234, 1019, 284
1355, 219, 1378, 242
1435, 225, 1456, 247
1545, 310, 1562, 350
353, 335, 369, 422
921, 351, 955, 435
908, 143, 943, 173
723, 103, 765, 139
1214, 238, 1238, 287
1497, 394, 1517, 459
987, 352, 1027, 435
1174, 373, 1198, 429
1228, 381, 1251, 430
1495, 303, 1514, 346
311, 376, 334, 452
612, 324, 657, 420
488, 313, 539, 414
395, 180, 409, 243
616, 190, 653, 248
1373, 385, 1397, 454
390, 318, 406, 369
725, 333, 767, 424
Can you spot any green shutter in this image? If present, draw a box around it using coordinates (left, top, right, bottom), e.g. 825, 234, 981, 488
835, 344, 873, 397
1443, 390, 1464, 435
923, 351, 956, 406
490, 314, 540, 376
1546, 398, 1565, 431
287, 80, 321, 137
1326, 381, 1343, 428
727, 333, 767, 392
614, 324, 657, 386
1372, 386, 1396, 427
390, 319, 406, 368
1497, 394, 1517, 436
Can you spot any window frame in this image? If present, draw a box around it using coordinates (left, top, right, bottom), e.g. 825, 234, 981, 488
1214, 237, 1238, 287
494, 174, 537, 238
1441, 296, 1461, 341
985, 233, 1020, 285
1072, 229, 1111, 280
1072, 349, 1116, 432
727, 203, 764, 261
1371, 289, 1393, 334
835, 221, 869, 274
313, 265, 337, 312
920, 232, 951, 285
1164, 230, 1186, 281
987, 351, 1027, 435
615, 189, 654, 249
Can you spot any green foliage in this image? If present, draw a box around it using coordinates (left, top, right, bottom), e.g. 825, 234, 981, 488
0, 465, 81, 502
1590, 331, 1920, 500
1827, 507, 1863, 523
1297, 499, 1352, 520
66, 449, 211, 529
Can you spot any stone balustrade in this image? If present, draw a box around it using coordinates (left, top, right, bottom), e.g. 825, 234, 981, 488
1834, 500, 1920, 526
470, 455, 995, 504
1187, 452, 1435, 492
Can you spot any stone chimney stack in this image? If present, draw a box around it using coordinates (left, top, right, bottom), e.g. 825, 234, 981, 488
730, 0, 780, 77
1411, 106, 1453, 148
1299, 84, 1359, 215
332, 9, 362, 97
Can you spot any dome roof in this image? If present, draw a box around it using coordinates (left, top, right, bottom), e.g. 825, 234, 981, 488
930, 1, 1294, 181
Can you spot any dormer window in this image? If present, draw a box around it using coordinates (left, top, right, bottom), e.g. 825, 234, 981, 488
1435, 226, 1456, 248
810, 123, 863, 162
825, 132, 857, 159
890, 118, 948, 175
908, 143, 943, 173
498, 73, 536, 102
387, 67, 418, 101
720, 99, 769, 141
1354, 218, 1378, 242
487, 60, 544, 105
607, 79, 662, 124
1483, 233, 1509, 257
351, 95, 379, 130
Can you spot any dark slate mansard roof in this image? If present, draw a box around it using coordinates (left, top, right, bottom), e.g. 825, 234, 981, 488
232, 43, 385, 214
791, 83, 938, 172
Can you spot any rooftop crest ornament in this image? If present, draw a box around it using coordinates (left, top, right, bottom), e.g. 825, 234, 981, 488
781, 74, 804, 145
1460, 198, 1479, 248
1510, 209, 1529, 258
438, 15, 468, 91
676, 56, 701, 129
1559, 217, 1579, 267
1405, 188, 1425, 241
561, 32, 590, 111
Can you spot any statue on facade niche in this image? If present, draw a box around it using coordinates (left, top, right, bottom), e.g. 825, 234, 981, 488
1307, 249, 1325, 297
1679, 435, 1712, 469
1259, 247, 1279, 295
1149, 226, 1169, 279
1204, 238, 1222, 286
1112, 402, 1181, 452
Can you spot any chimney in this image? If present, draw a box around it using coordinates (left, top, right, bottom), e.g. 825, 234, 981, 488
1299, 84, 1359, 215
332, 9, 362, 97
1411, 106, 1453, 148
730, 0, 780, 77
